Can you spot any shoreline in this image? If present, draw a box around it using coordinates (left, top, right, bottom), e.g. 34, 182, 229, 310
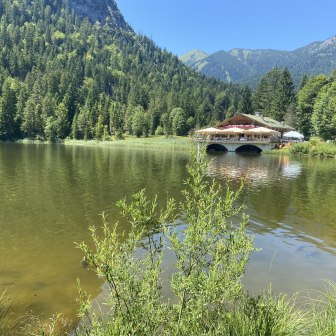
3, 137, 335, 158
63, 136, 194, 151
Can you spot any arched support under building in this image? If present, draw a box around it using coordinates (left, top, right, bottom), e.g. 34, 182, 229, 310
206, 144, 228, 152
195, 140, 274, 154
235, 144, 262, 154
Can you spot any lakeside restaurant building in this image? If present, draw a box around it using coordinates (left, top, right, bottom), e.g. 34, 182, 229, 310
195, 113, 294, 153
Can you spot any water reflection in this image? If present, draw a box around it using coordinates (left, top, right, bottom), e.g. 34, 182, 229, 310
0, 144, 188, 322
0, 144, 335, 323
208, 153, 303, 186
206, 151, 336, 295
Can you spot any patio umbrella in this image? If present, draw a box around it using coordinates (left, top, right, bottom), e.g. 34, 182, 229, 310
195, 127, 222, 134
283, 131, 304, 139
220, 127, 244, 134
246, 127, 280, 135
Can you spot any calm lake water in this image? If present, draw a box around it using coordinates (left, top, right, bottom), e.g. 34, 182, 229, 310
0, 143, 336, 323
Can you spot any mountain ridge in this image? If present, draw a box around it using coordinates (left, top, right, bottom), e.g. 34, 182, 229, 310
180, 35, 336, 86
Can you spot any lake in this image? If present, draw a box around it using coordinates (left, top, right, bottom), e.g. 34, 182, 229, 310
0, 143, 335, 324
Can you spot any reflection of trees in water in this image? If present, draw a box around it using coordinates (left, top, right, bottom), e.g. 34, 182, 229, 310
207, 154, 267, 184
288, 158, 336, 249
207, 153, 336, 252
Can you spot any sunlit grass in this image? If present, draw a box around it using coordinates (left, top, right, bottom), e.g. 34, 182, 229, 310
222, 290, 307, 336
307, 281, 336, 336
64, 135, 193, 150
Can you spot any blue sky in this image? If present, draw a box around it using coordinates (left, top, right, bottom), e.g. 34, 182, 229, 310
116, 0, 336, 56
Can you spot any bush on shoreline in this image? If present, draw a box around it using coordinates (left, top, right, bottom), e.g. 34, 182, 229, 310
272, 139, 336, 158
289, 140, 336, 158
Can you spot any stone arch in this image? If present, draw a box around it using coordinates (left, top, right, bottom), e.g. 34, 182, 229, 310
235, 144, 262, 154
206, 143, 228, 152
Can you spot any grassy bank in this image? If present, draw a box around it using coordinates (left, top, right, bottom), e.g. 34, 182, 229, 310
2, 284, 336, 335
64, 135, 193, 151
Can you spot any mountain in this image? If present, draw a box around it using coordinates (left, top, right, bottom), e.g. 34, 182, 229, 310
0, 0, 241, 141
68, 0, 132, 32
179, 50, 208, 67
180, 36, 336, 86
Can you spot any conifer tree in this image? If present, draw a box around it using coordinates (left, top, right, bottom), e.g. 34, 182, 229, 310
270, 68, 295, 121
237, 85, 253, 115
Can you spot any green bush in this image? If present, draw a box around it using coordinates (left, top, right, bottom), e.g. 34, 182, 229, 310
75, 150, 255, 335
154, 125, 164, 135
309, 137, 323, 146
288, 141, 336, 158
289, 142, 311, 155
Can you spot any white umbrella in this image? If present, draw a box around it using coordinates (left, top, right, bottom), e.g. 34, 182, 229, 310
283, 131, 304, 139
195, 127, 222, 134
220, 127, 244, 134
247, 127, 280, 135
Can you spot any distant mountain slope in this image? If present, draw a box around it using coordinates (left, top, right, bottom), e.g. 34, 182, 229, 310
179, 50, 208, 66
180, 35, 336, 86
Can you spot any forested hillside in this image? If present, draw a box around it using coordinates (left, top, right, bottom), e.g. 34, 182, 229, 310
0, 0, 244, 141
0, 0, 334, 142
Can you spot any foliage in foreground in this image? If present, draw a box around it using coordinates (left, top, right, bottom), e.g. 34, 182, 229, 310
0, 290, 14, 334
76, 151, 255, 335
308, 281, 336, 336
72, 151, 336, 335
0, 291, 69, 336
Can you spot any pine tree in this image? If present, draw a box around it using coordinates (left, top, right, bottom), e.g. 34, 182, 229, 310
269, 68, 295, 121
252, 68, 282, 115
237, 85, 253, 115
0, 77, 18, 140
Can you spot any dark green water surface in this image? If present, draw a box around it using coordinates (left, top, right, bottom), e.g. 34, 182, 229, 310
0, 143, 335, 322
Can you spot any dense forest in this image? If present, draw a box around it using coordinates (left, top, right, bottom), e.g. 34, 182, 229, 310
0, 0, 334, 142
251, 68, 336, 140
0, 0, 246, 141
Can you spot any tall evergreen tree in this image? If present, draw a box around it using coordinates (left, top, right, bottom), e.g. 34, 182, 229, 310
252, 68, 282, 115
270, 68, 295, 121
237, 85, 253, 115
0, 77, 18, 140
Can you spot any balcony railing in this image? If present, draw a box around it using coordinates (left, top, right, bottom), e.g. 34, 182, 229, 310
195, 137, 280, 144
